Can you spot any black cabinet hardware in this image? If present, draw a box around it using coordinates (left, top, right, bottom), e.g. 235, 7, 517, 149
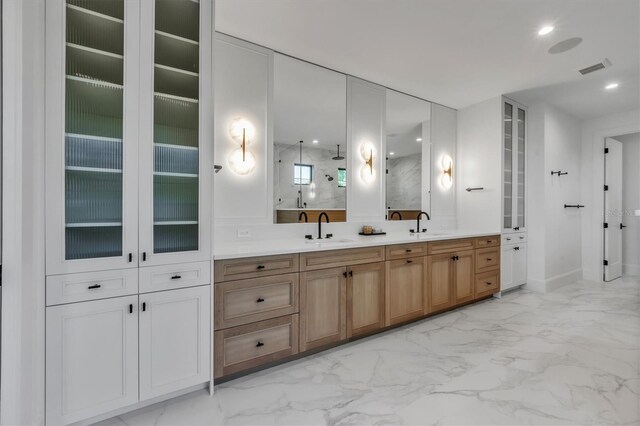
305, 234, 313, 240
129, 304, 133, 314
142, 252, 147, 261
128, 253, 133, 262
514, 247, 520, 251
506, 238, 511, 241
343, 271, 347, 278
465, 187, 484, 192
171, 275, 181, 280
621, 223, 627, 229
256, 341, 264, 348
87, 283, 101, 290
214, 164, 222, 173
486, 282, 492, 286
256, 297, 265, 303
564, 204, 584, 208
142, 302, 146, 312
256, 265, 265, 270
349, 270, 353, 277
406, 260, 413, 264
486, 258, 492, 261
406, 249, 412, 253
450, 255, 459, 261
326, 233, 333, 239
551, 171, 568, 176
603, 259, 609, 266
514, 227, 520, 231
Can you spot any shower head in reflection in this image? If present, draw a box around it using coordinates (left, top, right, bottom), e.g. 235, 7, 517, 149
325, 174, 334, 181
332, 144, 345, 160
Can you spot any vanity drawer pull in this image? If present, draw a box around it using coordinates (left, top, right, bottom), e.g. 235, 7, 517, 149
256, 297, 265, 303
406, 259, 413, 264
405, 249, 412, 253
87, 283, 101, 290
171, 275, 182, 280
486, 282, 492, 286
486, 258, 492, 261
256, 341, 265, 348
256, 265, 266, 270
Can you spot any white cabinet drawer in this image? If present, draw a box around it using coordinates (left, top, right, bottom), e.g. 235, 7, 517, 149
501, 233, 526, 245
139, 261, 211, 293
46, 269, 138, 306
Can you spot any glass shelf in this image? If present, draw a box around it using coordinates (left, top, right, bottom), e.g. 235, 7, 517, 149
155, 31, 199, 73
66, 3, 123, 55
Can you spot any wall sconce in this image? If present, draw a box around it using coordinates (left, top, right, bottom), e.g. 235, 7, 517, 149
227, 117, 256, 175
359, 142, 376, 184
440, 154, 453, 190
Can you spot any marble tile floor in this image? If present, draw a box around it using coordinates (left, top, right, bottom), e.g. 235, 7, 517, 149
98, 277, 640, 426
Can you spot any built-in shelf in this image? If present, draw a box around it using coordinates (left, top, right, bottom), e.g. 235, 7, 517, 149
66, 222, 122, 228
154, 142, 198, 151
155, 30, 198, 46
154, 171, 198, 178
67, 133, 122, 143
67, 166, 122, 174
154, 92, 198, 104
154, 221, 198, 226
67, 42, 123, 60
67, 3, 124, 24
155, 63, 198, 77
67, 75, 122, 90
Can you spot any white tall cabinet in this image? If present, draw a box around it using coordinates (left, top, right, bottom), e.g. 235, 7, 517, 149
44, 1, 213, 424
501, 97, 527, 291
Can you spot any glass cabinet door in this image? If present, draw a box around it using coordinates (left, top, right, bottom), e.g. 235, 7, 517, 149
516, 107, 526, 230
46, 0, 139, 274
503, 101, 513, 231
139, 0, 211, 265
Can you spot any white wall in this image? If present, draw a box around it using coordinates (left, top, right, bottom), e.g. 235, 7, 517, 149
618, 134, 640, 276
431, 104, 457, 222
526, 104, 546, 283
581, 109, 640, 281
541, 104, 583, 287
456, 96, 502, 232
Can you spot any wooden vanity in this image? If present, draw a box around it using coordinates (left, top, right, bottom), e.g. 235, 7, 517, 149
213, 235, 500, 380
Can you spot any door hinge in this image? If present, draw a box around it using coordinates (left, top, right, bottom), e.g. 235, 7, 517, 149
603, 260, 609, 266
604, 147, 609, 154
604, 185, 609, 191
603, 222, 609, 228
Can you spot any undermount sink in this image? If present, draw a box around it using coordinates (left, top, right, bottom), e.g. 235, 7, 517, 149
410, 232, 450, 238
305, 238, 355, 246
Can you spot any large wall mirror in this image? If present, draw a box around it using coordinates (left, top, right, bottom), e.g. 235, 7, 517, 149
385, 89, 432, 221
273, 54, 347, 223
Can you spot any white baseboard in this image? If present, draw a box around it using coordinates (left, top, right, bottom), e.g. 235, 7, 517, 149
524, 269, 583, 293
623, 264, 640, 276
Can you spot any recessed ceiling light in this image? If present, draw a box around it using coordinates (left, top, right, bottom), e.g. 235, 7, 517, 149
605, 83, 619, 90
538, 25, 554, 36
416, 138, 422, 142
312, 139, 318, 144
389, 152, 395, 156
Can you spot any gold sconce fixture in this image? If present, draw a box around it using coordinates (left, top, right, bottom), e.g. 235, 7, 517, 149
440, 154, 453, 190
359, 142, 376, 184
227, 117, 256, 175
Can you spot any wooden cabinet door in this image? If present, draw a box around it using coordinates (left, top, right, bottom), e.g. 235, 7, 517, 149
139, 285, 210, 400
453, 250, 475, 304
385, 258, 426, 326
300, 267, 347, 351
427, 254, 453, 313
347, 262, 385, 337
46, 296, 139, 426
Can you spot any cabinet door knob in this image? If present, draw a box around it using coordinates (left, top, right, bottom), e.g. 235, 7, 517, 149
486, 258, 492, 261
406, 260, 413, 264
256, 265, 265, 270
486, 282, 492, 286
406, 249, 412, 253
349, 270, 353, 277
171, 275, 182, 280
256, 297, 265, 303
142, 302, 147, 312
87, 283, 101, 290
343, 271, 347, 278
256, 341, 264, 348
129, 304, 133, 314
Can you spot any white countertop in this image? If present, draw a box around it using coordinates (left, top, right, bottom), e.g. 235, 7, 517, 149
213, 229, 499, 260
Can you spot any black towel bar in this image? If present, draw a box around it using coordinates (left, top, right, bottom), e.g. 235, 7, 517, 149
564, 204, 584, 208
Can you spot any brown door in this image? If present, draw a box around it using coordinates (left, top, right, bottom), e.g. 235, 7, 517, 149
453, 250, 475, 305
385, 258, 426, 326
299, 267, 347, 351
427, 254, 453, 313
347, 262, 385, 338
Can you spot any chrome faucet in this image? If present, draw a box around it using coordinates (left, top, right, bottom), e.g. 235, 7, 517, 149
317, 212, 330, 239
298, 211, 308, 223
411, 211, 430, 233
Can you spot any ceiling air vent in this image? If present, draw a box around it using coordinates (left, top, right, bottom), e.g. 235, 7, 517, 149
579, 58, 612, 75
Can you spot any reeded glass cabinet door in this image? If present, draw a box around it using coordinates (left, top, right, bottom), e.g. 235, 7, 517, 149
139, 0, 212, 265
46, 0, 140, 274
502, 99, 526, 233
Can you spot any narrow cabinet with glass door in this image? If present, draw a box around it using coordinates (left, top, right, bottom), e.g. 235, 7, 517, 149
502, 97, 526, 234
139, 0, 212, 266
46, 0, 140, 274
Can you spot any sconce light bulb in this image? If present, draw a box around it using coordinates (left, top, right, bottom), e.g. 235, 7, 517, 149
228, 117, 255, 144
360, 165, 377, 184
228, 147, 256, 175
360, 142, 377, 161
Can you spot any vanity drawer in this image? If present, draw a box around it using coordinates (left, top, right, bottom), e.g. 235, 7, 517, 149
502, 233, 526, 245
214, 314, 299, 378
300, 246, 385, 271
428, 238, 475, 255
475, 270, 500, 298
475, 247, 500, 273
214, 254, 299, 282
215, 274, 299, 330
139, 261, 210, 293
46, 269, 138, 306
385, 243, 429, 260
475, 236, 501, 248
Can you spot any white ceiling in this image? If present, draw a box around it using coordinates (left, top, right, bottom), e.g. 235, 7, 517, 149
216, 0, 639, 119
